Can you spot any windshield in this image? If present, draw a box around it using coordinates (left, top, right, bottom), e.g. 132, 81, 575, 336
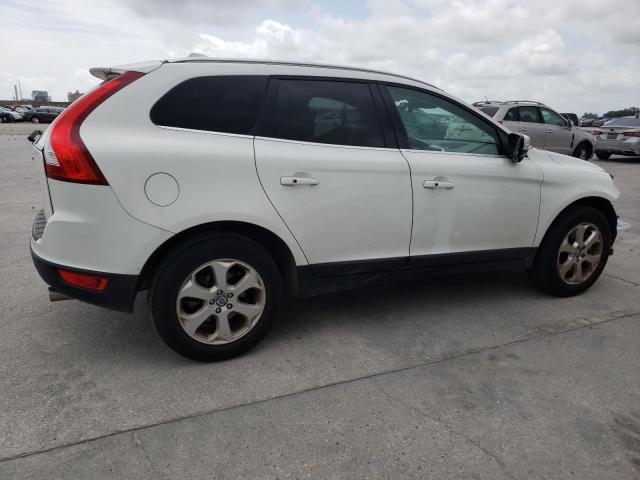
478, 106, 499, 117
604, 117, 640, 126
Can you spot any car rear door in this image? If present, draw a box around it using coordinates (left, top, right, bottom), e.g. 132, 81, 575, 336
508, 106, 547, 148
382, 85, 542, 261
254, 78, 412, 275
540, 108, 573, 155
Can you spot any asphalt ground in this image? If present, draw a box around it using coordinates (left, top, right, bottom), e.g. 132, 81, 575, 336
0, 122, 639, 479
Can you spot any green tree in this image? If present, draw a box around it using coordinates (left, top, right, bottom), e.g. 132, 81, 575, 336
603, 107, 639, 118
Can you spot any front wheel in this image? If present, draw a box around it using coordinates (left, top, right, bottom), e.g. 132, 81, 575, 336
572, 142, 592, 160
528, 205, 611, 296
149, 233, 283, 361
31, 116, 40, 124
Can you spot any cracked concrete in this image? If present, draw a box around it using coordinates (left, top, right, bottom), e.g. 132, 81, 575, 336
1, 123, 639, 478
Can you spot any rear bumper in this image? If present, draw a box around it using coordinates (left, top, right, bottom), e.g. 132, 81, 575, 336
31, 249, 138, 312
595, 147, 640, 157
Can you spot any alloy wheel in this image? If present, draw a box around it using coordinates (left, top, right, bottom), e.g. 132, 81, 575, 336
556, 222, 603, 285
176, 259, 266, 345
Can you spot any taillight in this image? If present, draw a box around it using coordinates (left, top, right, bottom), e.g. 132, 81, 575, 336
623, 131, 640, 137
591, 130, 604, 136
45, 71, 145, 185
58, 269, 109, 291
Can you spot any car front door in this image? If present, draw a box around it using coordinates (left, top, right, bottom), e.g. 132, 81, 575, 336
540, 107, 573, 155
382, 85, 542, 263
254, 78, 412, 275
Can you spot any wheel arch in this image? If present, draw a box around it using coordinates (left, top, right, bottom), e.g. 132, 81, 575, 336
572, 139, 593, 158
538, 196, 617, 248
137, 220, 299, 297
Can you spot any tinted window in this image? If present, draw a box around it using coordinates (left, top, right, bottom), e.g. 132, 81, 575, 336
478, 106, 499, 117
516, 106, 540, 123
150, 76, 268, 134
387, 85, 499, 156
540, 108, 567, 126
504, 108, 518, 121
269, 80, 384, 148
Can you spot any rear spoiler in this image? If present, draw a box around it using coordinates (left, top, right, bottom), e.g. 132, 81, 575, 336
89, 60, 164, 80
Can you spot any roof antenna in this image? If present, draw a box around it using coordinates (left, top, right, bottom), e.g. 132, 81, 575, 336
485, 95, 489, 103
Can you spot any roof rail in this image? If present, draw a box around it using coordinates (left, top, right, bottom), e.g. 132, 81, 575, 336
502, 100, 546, 106
169, 55, 441, 90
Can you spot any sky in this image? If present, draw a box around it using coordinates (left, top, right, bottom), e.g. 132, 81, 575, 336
1, 0, 638, 114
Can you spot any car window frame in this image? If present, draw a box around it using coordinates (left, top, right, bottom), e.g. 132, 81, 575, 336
378, 82, 509, 157
254, 76, 395, 149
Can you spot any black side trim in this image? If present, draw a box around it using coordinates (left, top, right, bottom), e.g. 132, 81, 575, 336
296, 248, 536, 298
31, 249, 138, 312
407, 247, 532, 269
311, 256, 408, 277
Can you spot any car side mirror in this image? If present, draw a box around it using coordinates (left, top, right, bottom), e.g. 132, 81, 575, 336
507, 132, 529, 163
27, 129, 43, 143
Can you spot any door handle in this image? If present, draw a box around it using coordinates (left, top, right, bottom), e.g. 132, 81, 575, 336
546, 129, 553, 133
280, 176, 319, 186
520, 127, 528, 131
423, 179, 454, 189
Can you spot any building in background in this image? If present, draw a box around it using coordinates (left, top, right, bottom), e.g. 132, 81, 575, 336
31, 90, 50, 102
67, 90, 83, 102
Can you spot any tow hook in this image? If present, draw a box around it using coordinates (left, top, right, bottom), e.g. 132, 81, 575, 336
48, 287, 72, 303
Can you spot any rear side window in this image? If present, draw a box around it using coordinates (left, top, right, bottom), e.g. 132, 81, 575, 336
150, 76, 268, 134
267, 79, 385, 148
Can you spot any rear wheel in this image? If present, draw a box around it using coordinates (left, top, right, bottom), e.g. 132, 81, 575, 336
595, 152, 611, 160
528, 205, 611, 296
572, 142, 592, 160
31, 116, 40, 124
149, 233, 283, 361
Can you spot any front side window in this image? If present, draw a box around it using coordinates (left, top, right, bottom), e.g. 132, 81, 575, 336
386, 85, 499, 155
150, 76, 268, 134
540, 108, 567, 127
269, 79, 384, 148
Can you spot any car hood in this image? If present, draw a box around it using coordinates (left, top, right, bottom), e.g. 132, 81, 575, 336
544, 150, 608, 175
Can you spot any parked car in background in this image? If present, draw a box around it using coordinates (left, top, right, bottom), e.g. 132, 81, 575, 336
0, 109, 15, 123
22, 107, 61, 124
30, 57, 619, 361
474, 101, 595, 159
560, 113, 579, 126
589, 116, 640, 159
0, 106, 23, 122
13, 106, 34, 114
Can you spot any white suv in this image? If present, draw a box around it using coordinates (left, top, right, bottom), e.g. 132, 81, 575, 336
30, 57, 619, 361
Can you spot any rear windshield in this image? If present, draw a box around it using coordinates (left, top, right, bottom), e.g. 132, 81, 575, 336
604, 117, 640, 126
150, 76, 268, 135
478, 106, 499, 117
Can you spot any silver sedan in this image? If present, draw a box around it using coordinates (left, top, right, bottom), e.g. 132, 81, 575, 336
590, 116, 640, 160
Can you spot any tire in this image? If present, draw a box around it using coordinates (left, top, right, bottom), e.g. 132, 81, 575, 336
572, 142, 592, 160
31, 116, 40, 124
149, 233, 283, 361
595, 152, 611, 160
528, 205, 611, 297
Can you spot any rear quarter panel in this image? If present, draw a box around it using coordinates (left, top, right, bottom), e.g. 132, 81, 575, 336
79, 62, 309, 265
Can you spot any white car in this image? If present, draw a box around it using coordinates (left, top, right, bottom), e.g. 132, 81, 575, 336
30, 57, 619, 361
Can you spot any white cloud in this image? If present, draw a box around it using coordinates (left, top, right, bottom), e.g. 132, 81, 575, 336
1, 0, 638, 114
